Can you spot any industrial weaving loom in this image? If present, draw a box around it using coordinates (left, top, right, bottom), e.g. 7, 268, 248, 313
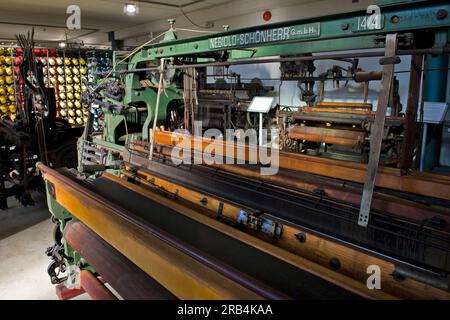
39, 0, 450, 299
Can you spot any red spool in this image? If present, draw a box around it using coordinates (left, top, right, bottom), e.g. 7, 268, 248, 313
14, 56, 23, 65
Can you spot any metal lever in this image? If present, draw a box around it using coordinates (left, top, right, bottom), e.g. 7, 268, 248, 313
358, 33, 399, 227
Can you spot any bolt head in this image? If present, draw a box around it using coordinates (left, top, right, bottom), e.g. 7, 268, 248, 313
295, 232, 307, 243
437, 9, 448, 20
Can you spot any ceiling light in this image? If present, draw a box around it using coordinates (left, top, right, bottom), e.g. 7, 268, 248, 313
124, 1, 139, 16
58, 42, 67, 48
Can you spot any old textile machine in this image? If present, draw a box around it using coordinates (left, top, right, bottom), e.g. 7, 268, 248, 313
39, 0, 450, 299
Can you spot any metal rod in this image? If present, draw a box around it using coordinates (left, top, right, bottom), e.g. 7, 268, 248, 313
79, 270, 117, 300
94, 47, 450, 76
420, 123, 428, 172
358, 34, 398, 228
148, 58, 165, 160
259, 112, 263, 147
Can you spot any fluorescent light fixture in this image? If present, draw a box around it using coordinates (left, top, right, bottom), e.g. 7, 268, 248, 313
58, 42, 67, 48
124, 1, 139, 16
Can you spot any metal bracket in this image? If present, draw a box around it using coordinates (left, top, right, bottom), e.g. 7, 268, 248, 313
236, 210, 283, 239
393, 265, 450, 292
46, 243, 67, 284
47, 181, 56, 199
358, 33, 398, 227
216, 202, 224, 219
379, 56, 401, 65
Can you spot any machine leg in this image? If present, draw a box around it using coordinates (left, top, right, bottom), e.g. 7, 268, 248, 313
259, 112, 263, 147
0, 179, 7, 210
55, 284, 85, 300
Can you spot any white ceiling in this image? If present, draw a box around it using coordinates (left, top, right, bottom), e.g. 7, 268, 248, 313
0, 0, 230, 45
0, 0, 372, 47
